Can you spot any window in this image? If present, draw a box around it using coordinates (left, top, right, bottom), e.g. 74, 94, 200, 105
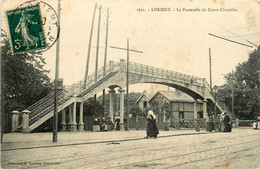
143, 101, 147, 108
198, 111, 203, 118
179, 111, 184, 119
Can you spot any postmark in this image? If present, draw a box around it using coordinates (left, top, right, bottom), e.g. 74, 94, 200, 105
5, 1, 59, 54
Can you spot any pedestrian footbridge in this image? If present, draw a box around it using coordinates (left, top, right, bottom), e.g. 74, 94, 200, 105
15, 59, 232, 132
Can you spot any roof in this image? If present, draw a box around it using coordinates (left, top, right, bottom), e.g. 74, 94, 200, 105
135, 92, 154, 103
148, 91, 195, 103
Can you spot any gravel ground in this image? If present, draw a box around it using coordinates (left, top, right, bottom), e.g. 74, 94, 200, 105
1, 128, 259, 169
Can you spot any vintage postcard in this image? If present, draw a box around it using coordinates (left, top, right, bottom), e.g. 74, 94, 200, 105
1, 0, 260, 168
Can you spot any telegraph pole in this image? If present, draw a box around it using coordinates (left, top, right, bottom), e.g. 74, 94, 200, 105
110, 39, 143, 130
231, 70, 234, 116
126, 38, 129, 130
209, 48, 212, 92
53, 0, 61, 143
84, 4, 97, 88
95, 5, 102, 82
102, 8, 109, 117
94, 5, 101, 118
0, 31, 3, 143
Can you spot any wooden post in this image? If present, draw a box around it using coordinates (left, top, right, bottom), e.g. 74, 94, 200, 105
84, 4, 97, 88
53, 0, 61, 143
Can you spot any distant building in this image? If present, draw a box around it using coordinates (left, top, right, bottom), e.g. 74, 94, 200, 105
148, 90, 203, 121
135, 91, 153, 111
134, 90, 205, 129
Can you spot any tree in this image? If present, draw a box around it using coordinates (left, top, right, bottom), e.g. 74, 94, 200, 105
96, 91, 142, 117
83, 98, 104, 117
1, 29, 52, 132
218, 46, 260, 119
130, 105, 143, 117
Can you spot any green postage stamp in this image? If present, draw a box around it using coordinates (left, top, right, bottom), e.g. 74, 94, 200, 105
6, 5, 46, 54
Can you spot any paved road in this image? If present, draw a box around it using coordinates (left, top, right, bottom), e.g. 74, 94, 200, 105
1, 129, 260, 169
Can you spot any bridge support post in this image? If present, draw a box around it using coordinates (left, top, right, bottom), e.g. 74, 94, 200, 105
69, 103, 77, 131
120, 59, 125, 72
109, 61, 114, 72
78, 101, 84, 131
11, 110, 19, 132
22, 110, 30, 133
119, 88, 125, 130
193, 101, 198, 130
194, 101, 198, 119
203, 99, 209, 131
61, 109, 67, 131
109, 87, 115, 122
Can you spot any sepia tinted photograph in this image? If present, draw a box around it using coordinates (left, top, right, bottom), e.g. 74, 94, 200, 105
1, 0, 260, 168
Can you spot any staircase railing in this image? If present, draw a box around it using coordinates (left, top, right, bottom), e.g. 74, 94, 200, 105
23, 62, 120, 128
216, 99, 234, 119
28, 71, 119, 127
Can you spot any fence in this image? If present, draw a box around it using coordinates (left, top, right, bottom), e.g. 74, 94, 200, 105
232, 119, 256, 127
129, 116, 206, 130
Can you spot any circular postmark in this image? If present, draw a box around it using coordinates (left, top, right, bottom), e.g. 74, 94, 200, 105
6, 0, 60, 54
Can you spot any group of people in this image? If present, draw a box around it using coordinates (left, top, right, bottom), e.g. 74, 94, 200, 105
93, 117, 113, 132
208, 112, 232, 132
92, 116, 128, 132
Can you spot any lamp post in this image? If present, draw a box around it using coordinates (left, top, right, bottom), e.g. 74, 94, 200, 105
213, 85, 219, 132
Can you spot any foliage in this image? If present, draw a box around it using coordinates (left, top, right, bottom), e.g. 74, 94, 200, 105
84, 97, 104, 117
218, 46, 260, 119
129, 105, 143, 117
1, 29, 52, 132
96, 91, 142, 116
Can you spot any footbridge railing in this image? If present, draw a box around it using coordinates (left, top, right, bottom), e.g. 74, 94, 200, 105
128, 62, 205, 87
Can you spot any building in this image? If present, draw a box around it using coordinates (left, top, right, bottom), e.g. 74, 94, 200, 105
135, 91, 153, 112
145, 90, 205, 128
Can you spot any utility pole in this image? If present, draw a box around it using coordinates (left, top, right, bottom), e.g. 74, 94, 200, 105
95, 5, 102, 82
102, 8, 109, 117
94, 5, 101, 118
231, 70, 234, 116
53, 0, 61, 143
209, 48, 212, 93
110, 39, 143, 130
84, 4, 97, 88
0, 32, 3, 143
126, 38, 129, 130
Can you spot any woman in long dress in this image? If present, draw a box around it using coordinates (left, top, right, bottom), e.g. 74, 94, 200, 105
115, 116, 120, 131
145, 110, 159, 138
15, 10, 39, 49
223, 113, 231, 132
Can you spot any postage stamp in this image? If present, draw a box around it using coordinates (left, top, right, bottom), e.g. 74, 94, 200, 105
5, 1, 59, 54
6, 5, 46, 54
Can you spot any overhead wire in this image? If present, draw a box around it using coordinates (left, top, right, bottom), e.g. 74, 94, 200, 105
199, 14, 258, 47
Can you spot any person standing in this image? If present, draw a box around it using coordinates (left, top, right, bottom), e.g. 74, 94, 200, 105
208, 112, 214, 132
145, 110, 159, 138
115, 116, 120, 131
223, 112, 231, 132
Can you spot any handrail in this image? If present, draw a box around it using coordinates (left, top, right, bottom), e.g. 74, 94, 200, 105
127, 61, 205, 87
29, 71, 119, 126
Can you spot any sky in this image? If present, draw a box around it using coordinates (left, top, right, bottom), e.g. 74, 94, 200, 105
1, 0, 260, 94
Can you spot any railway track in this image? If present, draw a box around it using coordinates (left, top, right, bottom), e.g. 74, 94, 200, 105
2, 132, 259, 169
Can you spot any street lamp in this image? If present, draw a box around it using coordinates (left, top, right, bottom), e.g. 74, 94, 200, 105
213, 85, 219, 132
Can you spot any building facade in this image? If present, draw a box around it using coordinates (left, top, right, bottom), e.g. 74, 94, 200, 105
147, 90, 204, 128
